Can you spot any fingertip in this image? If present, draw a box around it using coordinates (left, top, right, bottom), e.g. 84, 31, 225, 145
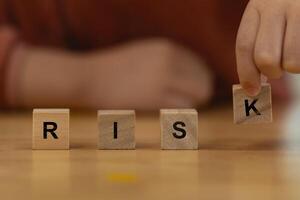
242, 82, 261, 96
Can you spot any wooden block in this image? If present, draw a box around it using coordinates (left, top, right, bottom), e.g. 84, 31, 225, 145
98, 110, 135, 150
32, 109, 70, 150
160, 109, 198, 150
233, 83, 272, 124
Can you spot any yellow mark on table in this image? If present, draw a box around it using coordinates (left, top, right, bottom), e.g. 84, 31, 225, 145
106, 172, 137, 183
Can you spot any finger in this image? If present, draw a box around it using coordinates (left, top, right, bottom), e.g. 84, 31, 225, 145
236, 6, 261, 96
254, 8, 285, 79
261, 74, 268, 83
283, 9, 300, 73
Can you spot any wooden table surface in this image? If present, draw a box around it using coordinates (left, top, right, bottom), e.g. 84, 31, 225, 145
1, 104, 300, 200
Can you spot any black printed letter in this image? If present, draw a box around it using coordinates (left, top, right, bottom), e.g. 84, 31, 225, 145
172, 121, 186, 139
245, 99, 261, 116
43, 122, 58, 139
113, 122, 118, 139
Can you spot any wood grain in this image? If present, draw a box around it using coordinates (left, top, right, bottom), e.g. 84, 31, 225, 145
1, 104, 300, 200
233, 83, 272, 124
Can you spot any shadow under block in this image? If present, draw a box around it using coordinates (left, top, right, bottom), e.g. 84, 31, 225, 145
98, 110, 135, 150
32, 109, 70, 150
160, 109, 198, 150
233, 83, 272, 124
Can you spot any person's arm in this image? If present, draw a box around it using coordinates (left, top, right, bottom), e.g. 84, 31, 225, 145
9, 39, 213, 110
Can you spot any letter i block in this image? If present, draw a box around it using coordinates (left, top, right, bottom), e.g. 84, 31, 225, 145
32, 109, 70, 149
233, 83, 272, 124
160, 109, 198, 150
98, 110, 135, 150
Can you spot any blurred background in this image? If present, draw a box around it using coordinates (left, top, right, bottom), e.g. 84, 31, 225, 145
0, 0, 292, 111
0, 0, 252, 110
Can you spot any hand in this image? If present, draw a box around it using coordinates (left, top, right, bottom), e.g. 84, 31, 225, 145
236, 0, 300, 96
84, 39, 214, 110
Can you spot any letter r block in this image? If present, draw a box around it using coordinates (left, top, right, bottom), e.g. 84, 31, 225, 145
160, 109, 198, 150
32, 109, 70, 150
233, 83, 272, 124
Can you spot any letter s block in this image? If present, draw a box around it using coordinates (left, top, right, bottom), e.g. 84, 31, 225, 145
233, 83, 272, 124
32, 109, 70, 150
160, 109, 198, 150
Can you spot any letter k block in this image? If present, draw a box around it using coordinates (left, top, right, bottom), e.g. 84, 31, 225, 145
32, 109, 70, 150
233, 84, 272, 124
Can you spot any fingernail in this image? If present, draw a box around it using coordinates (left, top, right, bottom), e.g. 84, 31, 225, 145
247, 87, 259, 96
243, 82, 260, 96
